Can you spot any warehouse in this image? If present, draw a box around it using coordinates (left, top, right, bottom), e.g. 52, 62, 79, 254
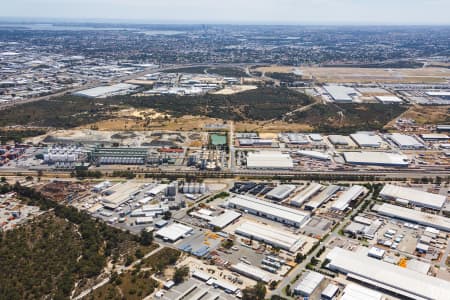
343, 152, 409, 167
326, 247, 450, 300
340, 284, 382, 300
294, 271, 324, 297
73, 83, 139, 98
297, 150, 330, 160
305, 185, 340, 211
155, 223, 193, 242
279, 133, 309, 145
373, 203, 450, 232
101, 181, 141, 209
208, 210, 241, 229
425, 91, 450, 100
375, 95, 403, 104
321, 283, 339, 300
388, 133, 424, 149
90, 146, 148, 165
324, 85, 358, 103
227, 194, 310, 227
350, 133, 383, 148
231, 262, 274, 283
246, 151, 294, 169
328, 135, 349, 146
308, 133, 323, 142
380, 184, 446, 210
331, 185, 365, 211
265, 184, 297, 201
234, 221, 307, 252
135, 216, 153, 225
290, 183, 323, 207
436, 125, 450, 132
420, 133, 449, 141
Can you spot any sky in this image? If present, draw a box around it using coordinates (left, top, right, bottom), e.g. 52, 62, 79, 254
2, 0, 450, 25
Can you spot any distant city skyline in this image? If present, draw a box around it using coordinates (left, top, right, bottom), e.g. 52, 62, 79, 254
2, 0, 450, 25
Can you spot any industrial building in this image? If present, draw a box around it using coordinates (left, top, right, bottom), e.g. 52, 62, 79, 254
343, 152, 409, 167
73, 83, 139, 98
324, 85, 359, 103
425, 91, 450, 100
350, 133, 383, 148
246, 151, 294, 169
296, 150, 330, 160
340, 284, 382, 300
331, 185, 365, 211
380, 184, 447, 210
89, 146, 148, 165
101, 181, 140, 209
279, 133, 309, 145
308, 133, 323, 142
231, 263, 274, 283
420, 133, 449, 141
234, 221, 307, 252
290, 183, 323, 207
43, 146, 87, 168
376, 95, 403, 104
328, 135, 349, 146
326, 247, 450, 300
304, 185, 340, 211
155, 223, 193, 242
208, 210, 241, 229
265, 184, 297, 201
373, 203, 450, 232
293, 271, 324, 297
227, 194, 310, 227
321, 283, 339, 300
238, 138, 273, 147
388, 133, 424, 149
436, 125, 450, 132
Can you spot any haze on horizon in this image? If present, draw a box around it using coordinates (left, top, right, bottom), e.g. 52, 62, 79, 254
1, 0, 450, 25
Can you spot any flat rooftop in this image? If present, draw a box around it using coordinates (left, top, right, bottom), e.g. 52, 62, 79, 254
373, 203, 450, 232
380, 184, 446, 210
327, 247, 450, 300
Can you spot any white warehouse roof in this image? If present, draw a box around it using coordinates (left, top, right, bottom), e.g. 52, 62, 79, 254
376, 95, 403, 103
324, 85, 358, 102
343, 152, 409, 167
389, 133, 424, 149
227, 194, 310, 227
74, 83, 138, 98
231, 262, 275, 283
297, 150, 330, 160
380, 184, 446, 210
326, 247, 450, 300
294, 271, 325, 296
341, 283, 382, 300
208, 210, 241, 229
373, 203, 450, 232
291, 183, 323, 207
155, 223, 193, 242
350, 133, 383, 148
246, 151, 294, 169
331, 185, 365, 211
234, 221, 307, 252
266, 184, 297, 200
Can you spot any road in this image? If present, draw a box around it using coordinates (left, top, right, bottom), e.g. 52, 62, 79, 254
271, 192, 373, 298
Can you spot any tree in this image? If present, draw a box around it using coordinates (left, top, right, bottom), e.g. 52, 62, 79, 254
242, 282, 266, 300
0, 177, 6, 183
172, 266, 189, 284
139, 229, 153, 246
162, 211, 172, 220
